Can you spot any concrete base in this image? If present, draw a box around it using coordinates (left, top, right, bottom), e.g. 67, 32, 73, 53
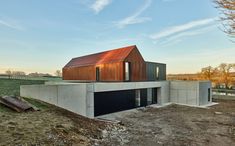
170, 81, 212, 106
21, 81, 170, 118
148, 103, 172, 108
172, 102, 218, 109
20, 80, 212, 118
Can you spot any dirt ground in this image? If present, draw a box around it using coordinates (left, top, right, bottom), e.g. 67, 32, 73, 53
0, 99, 234, 146
0, 98, 114, 146
100, 99, 235, 146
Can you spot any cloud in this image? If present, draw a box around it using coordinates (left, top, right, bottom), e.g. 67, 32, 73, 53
115, 0, 152, 28
150, 18, 216, 40
156, 25, 218, 47
0, 19, 23, 30
91, 0, 112, 14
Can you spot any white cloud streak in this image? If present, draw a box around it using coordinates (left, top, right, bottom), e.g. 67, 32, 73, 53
91, 0, 112, 14
156, 24, 218, 47
115, 0, 152, 28
0, 19, 23, 30
150, 18, 216, 40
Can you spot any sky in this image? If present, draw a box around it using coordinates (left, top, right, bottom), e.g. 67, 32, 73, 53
0, 0, 234, 74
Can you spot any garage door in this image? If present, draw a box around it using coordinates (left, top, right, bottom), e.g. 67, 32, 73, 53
94, 89, 147, 116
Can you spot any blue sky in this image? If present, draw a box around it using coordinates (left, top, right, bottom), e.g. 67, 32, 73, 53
0, 0, 234, 74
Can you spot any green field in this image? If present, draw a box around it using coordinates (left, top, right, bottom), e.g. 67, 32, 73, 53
0, 78, 45, 96
0, 75, 62, 81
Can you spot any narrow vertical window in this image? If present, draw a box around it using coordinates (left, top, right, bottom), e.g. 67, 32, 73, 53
135, 90, 141, 107
96, 67, 100, 81
156, 67, 159, 79
125, 62, 130, 81
152, 88, 158, 104
208, 88, 211, 102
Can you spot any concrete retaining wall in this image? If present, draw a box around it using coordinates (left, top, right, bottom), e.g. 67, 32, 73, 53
199, 82, 212, 105
170, 81, 211, 106
20, 84, 93, 117
21, 80, 211, 118
21, 81, 170, 117
170, 81, 199, 105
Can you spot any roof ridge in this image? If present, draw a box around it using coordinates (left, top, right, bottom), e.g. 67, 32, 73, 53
72, 45, 136, 60
64, 45, 137, 68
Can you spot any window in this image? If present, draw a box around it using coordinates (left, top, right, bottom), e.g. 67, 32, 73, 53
96, 67, 100, 81
208, 88, 211, 102
125, 62, 130, 81
156, 67, 159, 79
135, 90, 141, 107
152, 88, 158, 104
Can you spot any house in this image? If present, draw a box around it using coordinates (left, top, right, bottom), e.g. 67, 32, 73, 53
20, 45, 212, 118
63, 45, 166, 82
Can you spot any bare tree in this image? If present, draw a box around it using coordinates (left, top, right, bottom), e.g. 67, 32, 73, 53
217, 63, 235, 88
214, 0, 235, 41
201, 66, 217, 80
5, 70, 12, 79
12, 71, 26, 79
55, 70, 62, 77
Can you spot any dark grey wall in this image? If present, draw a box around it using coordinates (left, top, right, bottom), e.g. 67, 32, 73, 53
94, 89, 147, 116
146, 62, 166, 81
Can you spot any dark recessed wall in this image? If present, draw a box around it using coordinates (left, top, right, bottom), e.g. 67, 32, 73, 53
94, 89, 147, 116
146, 62, 166, 81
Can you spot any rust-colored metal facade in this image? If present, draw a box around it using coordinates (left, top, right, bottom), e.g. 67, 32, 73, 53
124, 47, 146, 81
63, 45, 146, 81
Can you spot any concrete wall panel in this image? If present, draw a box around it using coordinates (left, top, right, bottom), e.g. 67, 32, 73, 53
147, 88, 152, 105
178, 90, 187, 104
159, 82, 170, 104
57, 85, 87, 116
21, 81, 211, 118
170, 81, 198, 90
170, 81, 199, 106
94, 82, 136, 92
94, 81, 169, 92
39, 85, 58, 104
21, 85, 58, 104
21, 84, 90, 117
187, 90, 197, 105
21, 85, 40, 99
170, 81, 211, 106
199, 82, 212, 105
170, 89, 178, 103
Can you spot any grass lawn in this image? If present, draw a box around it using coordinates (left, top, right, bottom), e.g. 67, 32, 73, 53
0, 78, 45, 96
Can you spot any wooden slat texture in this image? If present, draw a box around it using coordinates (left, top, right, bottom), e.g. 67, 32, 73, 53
125, 47, 146, 81
63, 66, 96, 80
62, 45, 147, 81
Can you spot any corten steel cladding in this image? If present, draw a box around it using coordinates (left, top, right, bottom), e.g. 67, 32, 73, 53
63, 45, 146, 81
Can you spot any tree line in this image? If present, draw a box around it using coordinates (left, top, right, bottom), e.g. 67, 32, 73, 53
167, 63, 235, 89
4, 70, 62, 79
200, 63, 235, 89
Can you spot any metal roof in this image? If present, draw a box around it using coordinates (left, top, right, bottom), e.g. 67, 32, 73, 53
64, 45, 137, 68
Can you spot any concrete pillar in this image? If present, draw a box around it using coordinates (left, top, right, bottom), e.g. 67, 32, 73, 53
147, 88, 152, 105
135, 90, 141, 107
86, 83, 94, 118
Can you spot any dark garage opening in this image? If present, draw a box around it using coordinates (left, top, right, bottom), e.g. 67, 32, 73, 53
94, 89, 147, 116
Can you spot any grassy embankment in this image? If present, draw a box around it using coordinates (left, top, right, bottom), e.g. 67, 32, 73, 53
0, 78, 56, 112
0, 77, 61, 96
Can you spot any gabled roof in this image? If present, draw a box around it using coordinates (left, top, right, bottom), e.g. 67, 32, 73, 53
64, 45, 137, 68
